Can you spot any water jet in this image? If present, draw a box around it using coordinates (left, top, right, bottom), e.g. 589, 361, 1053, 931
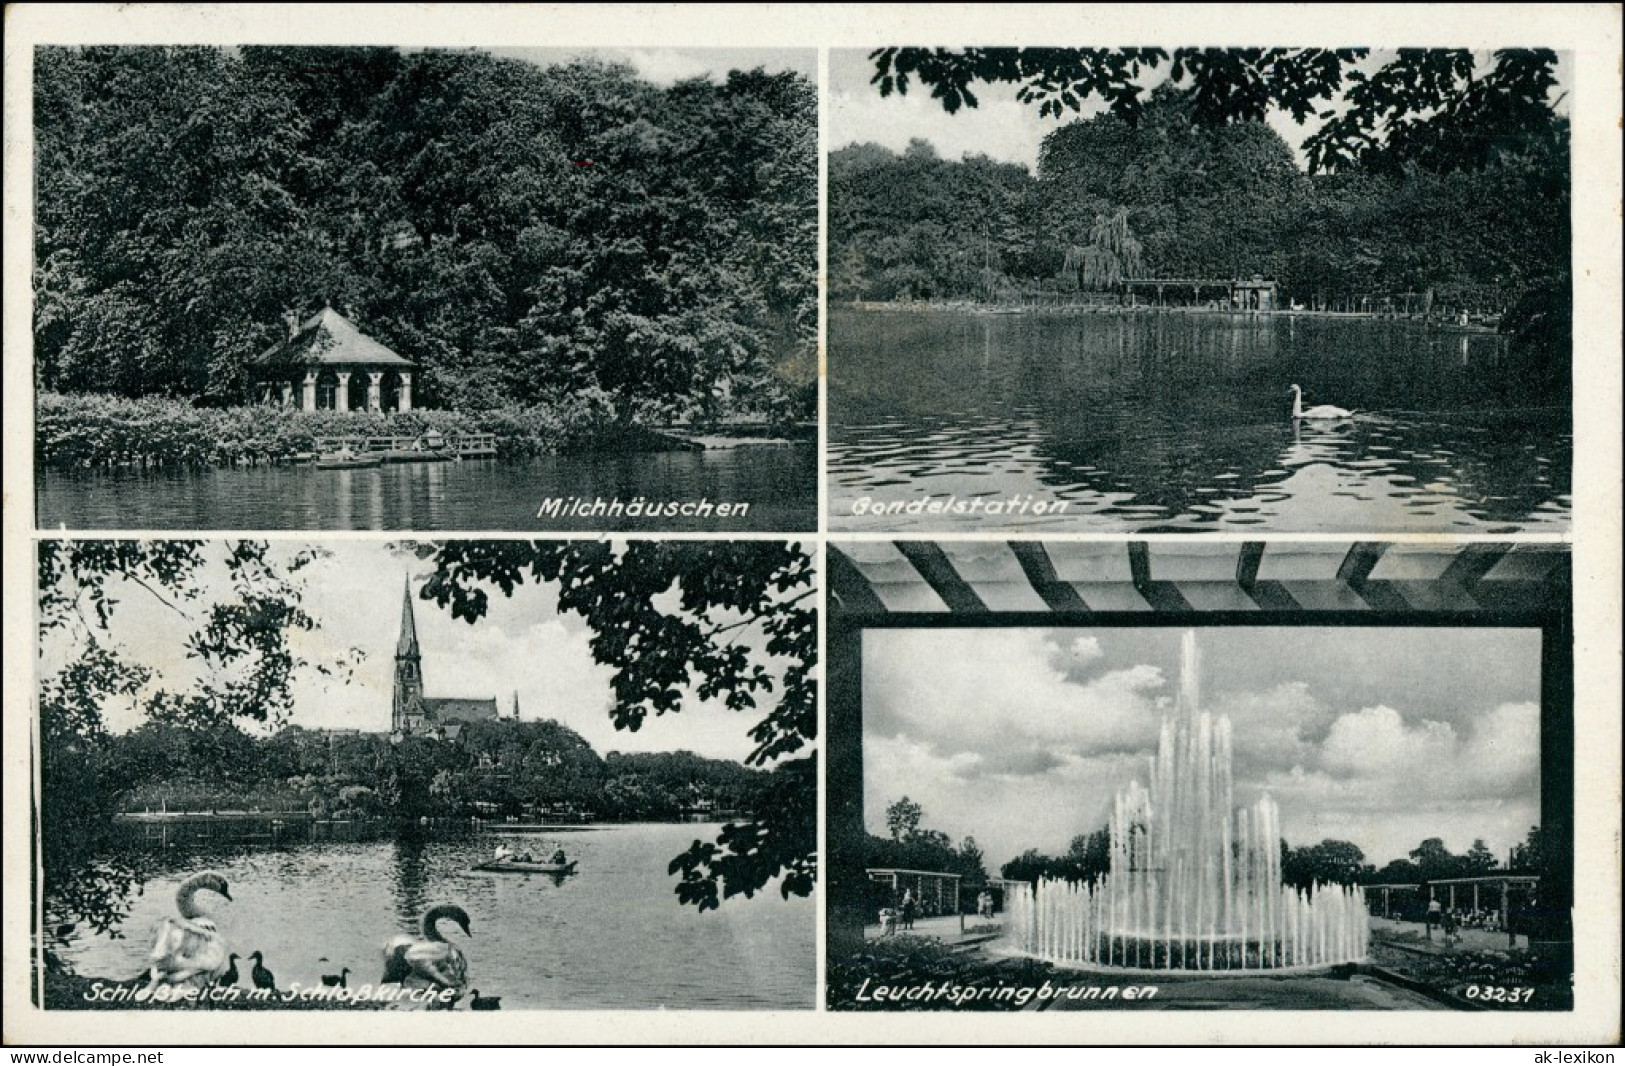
1003, 630, 1368, 972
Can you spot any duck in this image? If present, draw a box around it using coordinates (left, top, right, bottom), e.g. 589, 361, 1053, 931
218, 953, 241, 988
249, 950, 276, 991
321, 967, 351, 989
468, 990, 502, 1011
1289, 383, 1354, 420
381, 904, 472, 1000
144, 871, 232, 993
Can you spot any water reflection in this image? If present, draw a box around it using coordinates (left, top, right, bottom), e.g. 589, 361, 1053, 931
391, 836, 431, 935
38, 447, 817, 532
51, 827, 812, 1010
829, 310, 1570, 532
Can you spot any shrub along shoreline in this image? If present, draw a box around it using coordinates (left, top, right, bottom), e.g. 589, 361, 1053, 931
37, 392, 690, 470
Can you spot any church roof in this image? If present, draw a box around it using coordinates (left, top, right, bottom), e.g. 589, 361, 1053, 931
255, 307, 415, 369
422, 698, 500, 723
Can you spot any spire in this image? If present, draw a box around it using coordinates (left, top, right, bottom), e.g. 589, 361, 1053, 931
397, 577, 420, 658
511, 691, 521, 721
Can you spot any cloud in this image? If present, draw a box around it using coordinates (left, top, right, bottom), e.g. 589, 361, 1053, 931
864, 629, 1165, 773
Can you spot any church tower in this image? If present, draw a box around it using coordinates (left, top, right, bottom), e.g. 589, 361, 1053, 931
393, 578, 425, 734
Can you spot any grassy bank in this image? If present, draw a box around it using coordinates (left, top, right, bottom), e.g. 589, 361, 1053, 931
35, 392, 671, 470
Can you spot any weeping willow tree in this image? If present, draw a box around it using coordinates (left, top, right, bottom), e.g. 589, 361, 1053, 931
1062, 208, 1144, 291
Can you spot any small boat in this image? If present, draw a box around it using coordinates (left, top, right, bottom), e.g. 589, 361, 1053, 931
314, 451, 381, 470
472, 859, 578, 875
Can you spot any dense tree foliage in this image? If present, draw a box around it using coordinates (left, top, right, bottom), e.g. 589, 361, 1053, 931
836, 49, 1568, 320
35, 47, 816, 421
71, 717, 774, 824
832, 83, 1567, 310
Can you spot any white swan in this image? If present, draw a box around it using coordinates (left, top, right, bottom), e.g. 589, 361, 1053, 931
144, 871, 232, 993
1289, 383, 1354, 420
381, 904, 471, 1000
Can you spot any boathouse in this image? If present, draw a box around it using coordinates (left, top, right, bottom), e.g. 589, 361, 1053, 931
253, 307, 416, 412
1122, 274, 1277, 310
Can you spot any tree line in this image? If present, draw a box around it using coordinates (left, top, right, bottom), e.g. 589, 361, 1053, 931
34, 47, 817, 423
831, 77, 1568, 317
870, 797, 1555, 894
55, 716, 778, 825
998, 828, 1553, 891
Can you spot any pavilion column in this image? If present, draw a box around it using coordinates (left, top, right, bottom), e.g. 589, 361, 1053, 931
301, 372, 317, 411
334, 371, 351, 412
280, 382, 293, 407
367, 372, 383, 412
398, 371, 413, 412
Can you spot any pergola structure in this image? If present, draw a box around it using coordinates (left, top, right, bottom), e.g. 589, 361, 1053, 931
868, 867, 961, 918
252, 307, 416, 413
826, 540, 1573, 954
1368, 875, 1542, 918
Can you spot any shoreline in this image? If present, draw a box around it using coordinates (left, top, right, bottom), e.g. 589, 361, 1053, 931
840, 300, 1502, 331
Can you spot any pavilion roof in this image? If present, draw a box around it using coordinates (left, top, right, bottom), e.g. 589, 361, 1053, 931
255, 307, 414, 369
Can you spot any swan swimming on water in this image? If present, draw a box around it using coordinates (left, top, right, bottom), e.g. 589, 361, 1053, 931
381, 904, 472, 1000
1289, 383, 1354, 420
144, 871, 232, 993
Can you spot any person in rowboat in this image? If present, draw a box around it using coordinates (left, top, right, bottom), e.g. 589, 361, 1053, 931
550, 849, 567, 865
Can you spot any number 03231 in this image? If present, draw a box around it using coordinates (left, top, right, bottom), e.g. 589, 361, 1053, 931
1464, 985, 1535, 1004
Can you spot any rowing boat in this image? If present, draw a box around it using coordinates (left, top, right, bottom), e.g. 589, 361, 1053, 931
472, 859, 578, 875
314, 453, 382, 470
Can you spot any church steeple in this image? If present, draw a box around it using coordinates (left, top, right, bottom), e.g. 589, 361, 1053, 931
393, 577, 424, 734
397, 577, 421, 658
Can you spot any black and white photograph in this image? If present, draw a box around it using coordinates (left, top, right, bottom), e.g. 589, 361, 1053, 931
827, 47, 1574, 532
32, 538, 816, 1010
4, 2, 1620, 1051
31, 44, 818, 531
826, 540, 1573, 1011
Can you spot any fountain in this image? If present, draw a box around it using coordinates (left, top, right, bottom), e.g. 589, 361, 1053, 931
1004, 630, 1368, 972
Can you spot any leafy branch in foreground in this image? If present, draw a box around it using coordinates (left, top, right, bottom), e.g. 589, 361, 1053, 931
869, 47, 1561, 174
422, 540, 817, 910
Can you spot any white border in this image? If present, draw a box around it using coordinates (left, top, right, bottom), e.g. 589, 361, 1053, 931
5, 2, 1620, 1046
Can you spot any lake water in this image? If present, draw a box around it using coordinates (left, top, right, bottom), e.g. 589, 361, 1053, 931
37, 447, 817, 532
829, 310, 1571, 533
54, 824, 813, 1010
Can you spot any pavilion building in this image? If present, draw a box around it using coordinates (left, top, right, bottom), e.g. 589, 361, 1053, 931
252, 306, 417, 413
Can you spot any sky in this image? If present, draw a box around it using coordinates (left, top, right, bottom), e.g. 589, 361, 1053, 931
830, 48, 1574, 172
39, 541, 785, 764
496, 46, 817, 86
862, 626, 1542, 871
